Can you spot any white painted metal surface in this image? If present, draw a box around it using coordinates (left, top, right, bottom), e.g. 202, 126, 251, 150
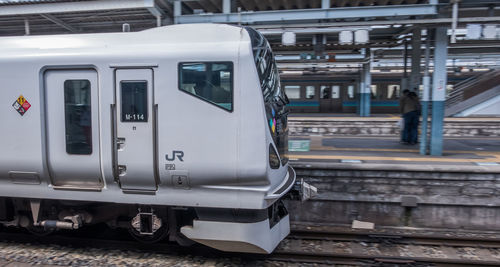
281, 31, 296, 46
339, 30, 353, 45
0, 24, 286, 209
354, 29, 369, 44
44, 70, 102, 189
181, 215, 290, 254
115, 69, 157, 191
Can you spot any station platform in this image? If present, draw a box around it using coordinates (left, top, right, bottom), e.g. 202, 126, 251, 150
289, 135, 500, 172
286, 117, 500, 231
288, 114, 500, 172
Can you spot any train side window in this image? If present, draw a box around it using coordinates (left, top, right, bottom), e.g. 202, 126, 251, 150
305, 86, 315, 99
64, 80, 92, 155
320, 85, 330, 99
370, 85, 378, 99
179, 62, 233, 111
347, 85, 355, 99
331, 85, 340, 99
121, 81, 148, 122
285, 85, 300, 99
387, 84, 400, 99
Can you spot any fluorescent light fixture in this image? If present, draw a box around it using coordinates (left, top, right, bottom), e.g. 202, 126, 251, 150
335, 54, 365, 60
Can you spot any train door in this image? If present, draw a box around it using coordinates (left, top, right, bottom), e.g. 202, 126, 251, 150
44, 70, 103, 189
114, 69, 157, 192
319, 85, 330, 112
319, 85, 342, 113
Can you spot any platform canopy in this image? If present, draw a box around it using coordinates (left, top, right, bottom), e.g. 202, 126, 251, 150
0, 0, 172, 35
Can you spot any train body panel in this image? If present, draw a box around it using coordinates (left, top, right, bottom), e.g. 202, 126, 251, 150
0, 24, 305, 253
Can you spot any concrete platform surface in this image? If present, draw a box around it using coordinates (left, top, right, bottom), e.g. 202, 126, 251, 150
289, 135, 500, 172
289, 113, 500, 121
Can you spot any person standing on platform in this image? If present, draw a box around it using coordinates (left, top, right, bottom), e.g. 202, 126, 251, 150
399, 89, 421, 145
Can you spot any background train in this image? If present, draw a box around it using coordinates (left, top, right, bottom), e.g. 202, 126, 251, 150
0, 24, 313, 254
281, 73, 475, 113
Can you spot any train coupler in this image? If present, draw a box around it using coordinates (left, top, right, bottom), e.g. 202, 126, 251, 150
286, 178, 318, 202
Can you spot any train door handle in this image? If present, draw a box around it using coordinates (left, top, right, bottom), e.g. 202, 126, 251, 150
117, 137, 126, 150
118, 165, 127, 176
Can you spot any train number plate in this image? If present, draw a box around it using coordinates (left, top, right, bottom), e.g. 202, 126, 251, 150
165, 164, 176, 170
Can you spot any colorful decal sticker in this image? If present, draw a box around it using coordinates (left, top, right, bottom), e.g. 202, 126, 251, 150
269, 108, 276, 133
12, 94, 31, 116
269, 118, 276, 133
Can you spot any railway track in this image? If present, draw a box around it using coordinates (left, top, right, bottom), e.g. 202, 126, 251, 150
290, 229, 500, 248
0, 225, 499, 266
267, 228, 500, 266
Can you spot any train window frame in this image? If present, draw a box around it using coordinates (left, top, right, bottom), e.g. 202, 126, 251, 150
347, 85, 355, 99
331, 85, 340, 99
387, 84, 400, 99
370, 85, 378, 99
305, 85, 316, 99
284, 85, 301, 99
64, 79, 92, 155
178, 61, 234, 112
320, 85, 330, 99
120, 81, 148, 123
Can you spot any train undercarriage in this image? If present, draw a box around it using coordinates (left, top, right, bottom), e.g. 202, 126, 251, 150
0, 198, 293, 253
0, 174, 316, 253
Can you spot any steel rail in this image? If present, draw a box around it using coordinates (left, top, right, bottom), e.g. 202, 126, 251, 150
0, 226, 499, 266
268, 250, 500, 266
266, 229, 500, 266
289, 229, 500, 248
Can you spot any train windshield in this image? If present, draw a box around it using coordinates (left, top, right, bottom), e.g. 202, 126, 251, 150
246, 27, 289, 165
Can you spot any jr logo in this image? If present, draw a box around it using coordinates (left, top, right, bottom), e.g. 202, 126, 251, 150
166, 150, 184, 162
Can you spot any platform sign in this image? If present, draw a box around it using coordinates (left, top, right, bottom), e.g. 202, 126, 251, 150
475, 162, 499, 166
289, 139, 310, 152
12, 94, 31, 116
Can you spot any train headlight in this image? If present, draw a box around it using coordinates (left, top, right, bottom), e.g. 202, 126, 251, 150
269, 144, 280, 169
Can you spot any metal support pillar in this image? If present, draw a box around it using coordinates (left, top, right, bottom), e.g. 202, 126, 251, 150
313, 34, 326, 58
173, 0, 181, 24
363, 54, 372, 117
156, 15, 162, 27
430, 27, 448, 156
223, 0, 231, 14
420, 31, 431, 155
358, 70, 364, 116
410, 28, 421, 92
24, 18, 30, 35
450, 0, 459, 43
322, 0, 331, 9
358, 49, 371, 117
401, 41, 409, 91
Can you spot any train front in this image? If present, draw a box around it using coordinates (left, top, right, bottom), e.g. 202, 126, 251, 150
180, 26, 316, 254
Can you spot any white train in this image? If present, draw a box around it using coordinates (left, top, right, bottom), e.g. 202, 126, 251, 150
0, 24, 315, 253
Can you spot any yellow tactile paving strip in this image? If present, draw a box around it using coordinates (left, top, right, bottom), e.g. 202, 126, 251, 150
289, 136, 500, 164
289, 154, 500, 163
